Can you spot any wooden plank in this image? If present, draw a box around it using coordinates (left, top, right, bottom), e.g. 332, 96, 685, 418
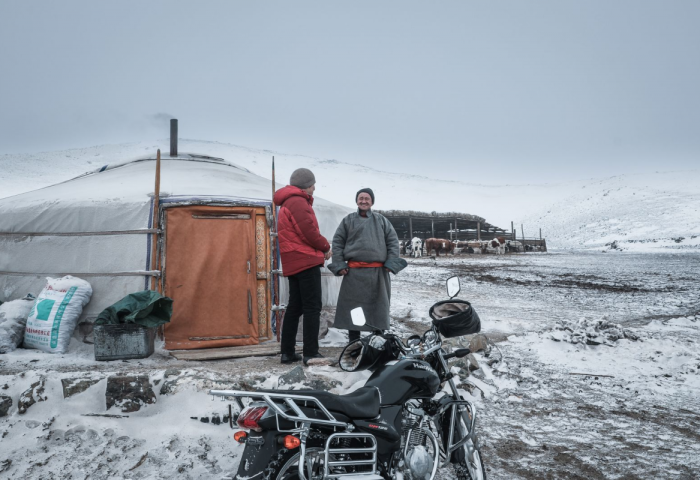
169, 343, 280, 361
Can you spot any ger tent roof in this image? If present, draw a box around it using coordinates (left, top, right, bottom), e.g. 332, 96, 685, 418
0, 152, 351, 321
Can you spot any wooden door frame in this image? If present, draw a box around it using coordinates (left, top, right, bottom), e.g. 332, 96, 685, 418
159, 203, 273, 347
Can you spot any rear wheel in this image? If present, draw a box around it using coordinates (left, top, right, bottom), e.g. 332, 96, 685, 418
264, 446, 325, 480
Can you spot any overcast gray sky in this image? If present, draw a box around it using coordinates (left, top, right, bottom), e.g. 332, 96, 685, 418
1, 0, 698, 183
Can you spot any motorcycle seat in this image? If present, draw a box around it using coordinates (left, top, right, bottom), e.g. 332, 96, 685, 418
259, 386, 380, 420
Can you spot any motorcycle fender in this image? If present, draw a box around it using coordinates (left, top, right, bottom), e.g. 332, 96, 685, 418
235, 430, 278, 479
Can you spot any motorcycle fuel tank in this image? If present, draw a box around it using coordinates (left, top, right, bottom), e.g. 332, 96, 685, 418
365, 359, 440, 405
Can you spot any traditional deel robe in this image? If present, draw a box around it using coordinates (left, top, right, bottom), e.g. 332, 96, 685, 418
328, 209, 407, 331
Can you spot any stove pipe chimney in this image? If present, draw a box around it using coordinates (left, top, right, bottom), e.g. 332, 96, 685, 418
170, 119, 178, 157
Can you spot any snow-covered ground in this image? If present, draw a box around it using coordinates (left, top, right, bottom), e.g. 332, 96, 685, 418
1, 252, 699, 479
1, 140, 698, 251
2, 141, 700, 478
394, 253, 700, 478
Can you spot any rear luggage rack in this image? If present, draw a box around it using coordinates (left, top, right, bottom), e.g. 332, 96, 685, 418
209, 389, 348, 429
324, 432, 378, 478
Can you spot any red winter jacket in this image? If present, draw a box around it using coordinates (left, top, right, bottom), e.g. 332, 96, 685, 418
273, 186, 330, 277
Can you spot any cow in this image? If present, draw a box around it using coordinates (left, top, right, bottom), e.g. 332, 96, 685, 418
506, 240, 523, 253
425, 238, 454, 257
452, 241, 466, 254
483, 237, 506, 254
496, 237, 507, 254
411, 237, 423, 258
454, 240, 482, 254
454, 241, 468, 254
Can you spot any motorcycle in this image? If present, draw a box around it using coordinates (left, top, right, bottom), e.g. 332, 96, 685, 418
209, 276, 486, 480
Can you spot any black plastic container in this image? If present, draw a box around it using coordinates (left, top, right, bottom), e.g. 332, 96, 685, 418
93, 324, 156, 361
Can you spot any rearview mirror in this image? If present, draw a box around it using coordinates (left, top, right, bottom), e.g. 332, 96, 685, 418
446, 276, 461, 299
350, 307, 367, 326
406, 335, 421, 349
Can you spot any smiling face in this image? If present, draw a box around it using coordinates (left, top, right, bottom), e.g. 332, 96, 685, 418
356, 192, 373, 212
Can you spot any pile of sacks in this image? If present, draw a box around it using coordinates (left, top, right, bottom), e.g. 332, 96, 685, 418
0, 294, 35, 354
549, 318, 640, 346
0, 276, 92, 354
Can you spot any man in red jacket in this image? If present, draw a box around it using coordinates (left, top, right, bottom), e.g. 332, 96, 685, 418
273, 168, 332, 365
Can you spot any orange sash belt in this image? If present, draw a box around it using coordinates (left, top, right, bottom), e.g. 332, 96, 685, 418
347, 261, 384, 268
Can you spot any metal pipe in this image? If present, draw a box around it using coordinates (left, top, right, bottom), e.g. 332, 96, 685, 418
271, 156, 283, 341
0, 229, 160, 237
0, 270, 161, 277
170, 119, 178, 156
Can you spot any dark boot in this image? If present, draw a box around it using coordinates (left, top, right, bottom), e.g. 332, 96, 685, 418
303, 353, 326, 366
281, 353, 302, 364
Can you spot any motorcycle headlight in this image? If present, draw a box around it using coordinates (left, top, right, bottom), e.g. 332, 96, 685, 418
423, 330, 438, 345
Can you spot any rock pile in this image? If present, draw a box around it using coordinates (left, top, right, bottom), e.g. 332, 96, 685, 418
549, 318, 640, 346
105, 375, 156, 413
18, 378, 47, 414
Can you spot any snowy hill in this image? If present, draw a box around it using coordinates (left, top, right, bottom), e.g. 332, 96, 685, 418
1, 140, 698, 251
520, 170, 700, 251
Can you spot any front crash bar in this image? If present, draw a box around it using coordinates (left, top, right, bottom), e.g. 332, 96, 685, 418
209, 389, 349, 429
435, 398, 477, 463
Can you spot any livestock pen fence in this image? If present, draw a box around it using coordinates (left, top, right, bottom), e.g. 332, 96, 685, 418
376, 209, 547, 254
375, 210, 507, 242
423, 237, 547, 255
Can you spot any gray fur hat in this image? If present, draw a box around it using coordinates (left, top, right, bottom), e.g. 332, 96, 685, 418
290, 168, 316, 189
356, 187, 375, 204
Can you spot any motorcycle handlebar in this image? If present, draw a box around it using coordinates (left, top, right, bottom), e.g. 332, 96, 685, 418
442, 348, 471, 360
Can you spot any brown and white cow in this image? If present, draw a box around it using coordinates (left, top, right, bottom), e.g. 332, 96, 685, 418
482, 237, 506, 254
425, 238, 454, 257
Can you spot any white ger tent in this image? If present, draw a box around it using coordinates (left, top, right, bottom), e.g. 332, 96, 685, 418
0, 152, 350, 350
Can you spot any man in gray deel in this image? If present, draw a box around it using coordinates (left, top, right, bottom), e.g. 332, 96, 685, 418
328, 188, 407, 342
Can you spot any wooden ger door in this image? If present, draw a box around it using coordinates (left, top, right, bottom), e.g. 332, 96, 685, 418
163, 205, 270, 350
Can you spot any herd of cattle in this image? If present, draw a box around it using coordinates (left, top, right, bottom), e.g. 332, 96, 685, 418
399, 236, 542, 257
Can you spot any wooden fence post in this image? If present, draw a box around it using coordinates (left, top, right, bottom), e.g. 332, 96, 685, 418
150, 149, 161, 292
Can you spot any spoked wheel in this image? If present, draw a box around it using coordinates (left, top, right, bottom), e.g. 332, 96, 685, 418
264, 446, 325, 480
453, 418, 486, 480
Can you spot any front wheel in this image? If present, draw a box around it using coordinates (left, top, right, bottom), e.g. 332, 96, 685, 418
454, 438, 486, 480
453, 418, 486, 480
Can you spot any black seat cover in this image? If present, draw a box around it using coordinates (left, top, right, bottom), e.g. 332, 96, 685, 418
259, 386, 380, 419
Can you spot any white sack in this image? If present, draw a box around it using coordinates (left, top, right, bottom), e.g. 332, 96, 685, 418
24, 276, 93, 353
0, 296, 35, 354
